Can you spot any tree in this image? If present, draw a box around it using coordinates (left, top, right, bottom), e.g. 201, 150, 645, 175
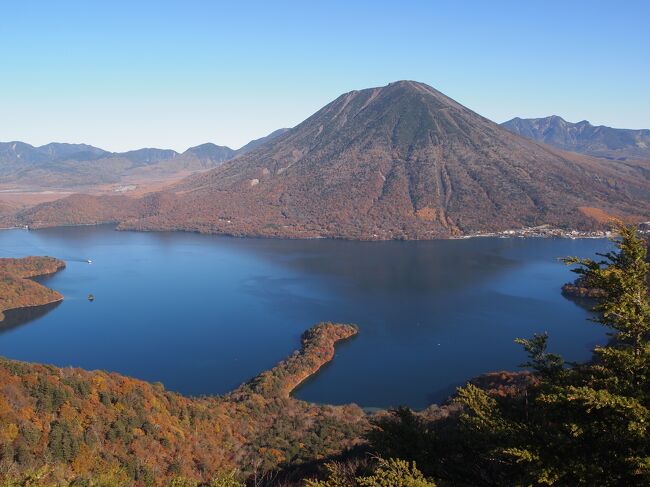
458, 226, 650, 485
48, 419, 79, 463
563, 225, 650, 396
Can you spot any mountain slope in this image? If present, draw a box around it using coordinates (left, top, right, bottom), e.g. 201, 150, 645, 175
501, 116, 650, 161
112, 81, 650, 239
236, 127, 291, 154
118, 148, 179, 165
184, 142, 236, 162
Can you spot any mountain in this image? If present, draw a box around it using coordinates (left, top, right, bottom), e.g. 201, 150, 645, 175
120, 81, 650, 238
501, 116, 650, 161
33, 142, 110, 162
0, 130, 284, 190
16, 81, 650, 238
119, 148, 179, 165
0, 142, 180, 188
184, 142, 236, 162
0, 141, 110, 166
236, 127, 291, 154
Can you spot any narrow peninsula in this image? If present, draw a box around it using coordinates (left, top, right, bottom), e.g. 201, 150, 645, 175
0, 321, 367, 484
230, 322, 358, 400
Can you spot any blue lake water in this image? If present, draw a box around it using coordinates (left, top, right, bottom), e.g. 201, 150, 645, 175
0, 225, 610, 409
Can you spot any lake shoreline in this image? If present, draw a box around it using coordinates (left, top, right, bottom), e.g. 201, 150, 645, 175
0, 256, 66, 322
0, 296, 64, 323
5, 219, 622, 242
0, 226, 610, 408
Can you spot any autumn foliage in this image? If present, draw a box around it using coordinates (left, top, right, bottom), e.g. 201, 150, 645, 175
0, 323, 367, 485
0, 257, 65, 322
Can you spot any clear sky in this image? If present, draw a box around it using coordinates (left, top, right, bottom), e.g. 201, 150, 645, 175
1, 0, 648, 152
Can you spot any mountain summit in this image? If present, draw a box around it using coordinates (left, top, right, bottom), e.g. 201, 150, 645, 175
19, 81, 650, 238
501, 116, 650, 161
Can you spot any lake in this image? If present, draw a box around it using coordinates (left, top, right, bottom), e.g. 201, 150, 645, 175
0, 225, 610, 409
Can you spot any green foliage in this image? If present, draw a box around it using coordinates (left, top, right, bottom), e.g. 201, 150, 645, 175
365, 407, 434, 471
514, 332, 564, 378
207, 471, 245, 487
305, 461, 352, 487
357, 458, 436, 487
33, 377, 70, 412
0, 466, 54, 487
564, 226, 650, 394
168, 478, 197, 487
306, 458, 436, 487
20, 421, 41, 446
48, 419, 80, 463
166, 474, 244, 487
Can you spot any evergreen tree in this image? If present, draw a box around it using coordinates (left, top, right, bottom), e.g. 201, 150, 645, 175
47, 420, 79, 463
306, 458, 436, 487
456, 226, 650, 485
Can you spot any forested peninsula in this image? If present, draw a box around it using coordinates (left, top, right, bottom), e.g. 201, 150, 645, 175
0, 256, 65, 322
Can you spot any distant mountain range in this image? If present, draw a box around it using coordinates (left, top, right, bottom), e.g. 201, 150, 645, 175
501, 116, 650, 161
0, 129, 289, 189
17, 81, 650, 239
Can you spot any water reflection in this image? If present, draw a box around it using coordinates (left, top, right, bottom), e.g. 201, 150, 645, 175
0, 302, 62, 334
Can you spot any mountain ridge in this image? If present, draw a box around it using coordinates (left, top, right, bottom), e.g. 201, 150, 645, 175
501, 115, 650, 161
0, 128, 290, 190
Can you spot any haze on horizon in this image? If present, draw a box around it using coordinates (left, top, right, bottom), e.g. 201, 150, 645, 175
1, 0, 648, 153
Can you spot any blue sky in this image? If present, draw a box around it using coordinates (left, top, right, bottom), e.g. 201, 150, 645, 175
1, 0, 648, 152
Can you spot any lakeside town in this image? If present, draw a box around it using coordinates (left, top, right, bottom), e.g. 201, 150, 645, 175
458, 223, 650, 240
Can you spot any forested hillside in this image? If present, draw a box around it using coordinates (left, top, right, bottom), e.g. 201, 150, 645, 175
0, 323, 366, 485
1, 228, 648, 486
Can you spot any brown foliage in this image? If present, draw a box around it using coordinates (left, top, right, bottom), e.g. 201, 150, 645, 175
0, 323, 368, 485
0, 257, 65, 322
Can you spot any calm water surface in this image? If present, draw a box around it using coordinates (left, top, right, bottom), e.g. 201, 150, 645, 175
0, 225, 610, 408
